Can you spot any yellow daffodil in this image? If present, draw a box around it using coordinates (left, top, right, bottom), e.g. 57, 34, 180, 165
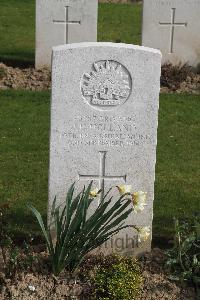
89, 188, 99, 198
137, 226, 151, 243
132, 191, 147, 213
117, 185, 132, 195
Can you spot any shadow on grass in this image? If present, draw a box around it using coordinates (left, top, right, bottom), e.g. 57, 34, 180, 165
5, 209, 46, 245
0, 52, 34, 68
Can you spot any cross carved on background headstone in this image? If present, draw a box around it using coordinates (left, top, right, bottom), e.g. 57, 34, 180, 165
53, 6, 81, 43
159, 8, 187, 53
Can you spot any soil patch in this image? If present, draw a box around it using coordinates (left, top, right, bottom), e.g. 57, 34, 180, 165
161, 64, 200, 94
0, 62, 200, 94
0, 63, 51, 91
0, 248, 195, 300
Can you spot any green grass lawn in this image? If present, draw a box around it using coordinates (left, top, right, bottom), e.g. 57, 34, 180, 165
98, 3, 141, 45
0, 1, 142, 66
0, 91, 199, 240
0, 0, 35, 66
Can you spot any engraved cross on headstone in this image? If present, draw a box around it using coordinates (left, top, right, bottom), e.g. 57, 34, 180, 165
53, 6, 81, 44
159, 8, 187, 54
78, 151, 126, 201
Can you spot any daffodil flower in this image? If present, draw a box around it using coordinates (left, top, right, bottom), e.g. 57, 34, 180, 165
117, 185, 132, 195
132, 191, 147, 213
89, 188, 99, 198
136, 226, 151, 243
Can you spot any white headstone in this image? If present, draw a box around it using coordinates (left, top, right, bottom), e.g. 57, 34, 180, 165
35, 0, 98, 68
49, 42, 161, 255
142, 0, 200, 68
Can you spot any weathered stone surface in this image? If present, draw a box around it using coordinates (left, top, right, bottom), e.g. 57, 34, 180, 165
49, 42, 161, 255
36, 0, 98, 68
142, 0, 200, 68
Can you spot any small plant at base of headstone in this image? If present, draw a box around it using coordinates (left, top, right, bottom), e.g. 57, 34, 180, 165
92, 254, 142, 300
166, 214, 200, 296
27, 182, 136, 276
0, 202, 19, 277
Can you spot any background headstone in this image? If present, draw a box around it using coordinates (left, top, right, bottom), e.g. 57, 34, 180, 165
49, 42, 161, 255
36, 0, 98, 68
142, 0, 200, 68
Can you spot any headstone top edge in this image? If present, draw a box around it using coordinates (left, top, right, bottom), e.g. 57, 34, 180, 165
52, 42, 162, 57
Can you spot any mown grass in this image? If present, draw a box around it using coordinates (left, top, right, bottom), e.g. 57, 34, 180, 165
155, 94, 200, 237
0, 91, 49, 239
98, 3, 142, 45
0, 91, 199, 240
0, 0, 35, 66
0, 1, 142, 66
